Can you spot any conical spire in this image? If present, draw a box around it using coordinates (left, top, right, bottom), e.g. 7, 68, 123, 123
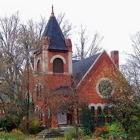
51, 5, 55, 17
41, 6, 68, 52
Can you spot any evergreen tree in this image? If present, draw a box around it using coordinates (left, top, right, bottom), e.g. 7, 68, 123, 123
80, 102, 94, 135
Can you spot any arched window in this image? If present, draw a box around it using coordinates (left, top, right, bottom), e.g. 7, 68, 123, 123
36, 84, 42, 101
37, 60, 41, 74
97, 106, 102, 115
53, 58, 63, 73
97, 106, 105, 125
91, 106, 95, 115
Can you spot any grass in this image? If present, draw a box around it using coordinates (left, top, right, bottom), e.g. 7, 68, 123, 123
0, 132, 66, 140
0, 132, 102, 140
0, 132, 36, 140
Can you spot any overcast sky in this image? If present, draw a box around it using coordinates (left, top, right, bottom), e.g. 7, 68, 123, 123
1, 0, 140, 64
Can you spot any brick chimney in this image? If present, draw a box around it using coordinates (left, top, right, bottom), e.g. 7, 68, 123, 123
110, 50, 119, 67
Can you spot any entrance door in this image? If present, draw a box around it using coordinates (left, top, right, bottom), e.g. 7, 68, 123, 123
58, 112, 67, 124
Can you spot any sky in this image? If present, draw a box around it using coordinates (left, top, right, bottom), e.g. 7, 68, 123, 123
1, 0, 140, 64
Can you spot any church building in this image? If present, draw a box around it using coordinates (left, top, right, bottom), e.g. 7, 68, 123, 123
22, 7, 120, 128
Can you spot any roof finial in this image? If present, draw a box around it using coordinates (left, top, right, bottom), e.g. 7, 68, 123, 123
51, 5, 55, 17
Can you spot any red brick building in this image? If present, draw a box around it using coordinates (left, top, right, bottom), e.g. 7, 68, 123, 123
22, 8, 120, 128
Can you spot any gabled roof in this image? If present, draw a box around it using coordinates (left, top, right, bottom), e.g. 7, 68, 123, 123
73, 53, 101, 81
73, 50, 120, 87
35, 7, 68, 53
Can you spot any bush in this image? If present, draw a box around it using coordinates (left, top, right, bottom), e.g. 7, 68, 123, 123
64, 131, 72, 140
29, 119, 41, 134
12, 129, 23, 135
64, 127, 85, 140
80, 102, 94, 136
19, 116, 41, 134
0, 115, 20, 132
94, 125, 109, 137
103, 122, 126, 139
127, 116, 140, 139
108, 122, 123, 132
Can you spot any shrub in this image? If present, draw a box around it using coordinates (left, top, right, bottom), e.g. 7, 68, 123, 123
103, 122, 126, 139
0, 115, 20, 132
80, 102, 94, 136
128, 116, 140, 139
64, 131, 72, 140
108, 122, 123, 132
64, 127, 84, 139
28, 119, 41, 134
12, 129, 23, 135
94, 125, 109, 137
19, 116, 26, 133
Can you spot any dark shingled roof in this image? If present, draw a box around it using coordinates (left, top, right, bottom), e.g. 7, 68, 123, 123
42, 15, 68, 52
73, 53, 101, 81
34, 9, 68, 54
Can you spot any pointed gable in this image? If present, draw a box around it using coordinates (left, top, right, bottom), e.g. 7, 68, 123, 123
73, 50, 119, 86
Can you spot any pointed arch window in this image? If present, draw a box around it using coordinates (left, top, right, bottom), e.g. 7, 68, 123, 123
36, 84, 42, 101
37, 60, 41, 74
53, 58, 63, 73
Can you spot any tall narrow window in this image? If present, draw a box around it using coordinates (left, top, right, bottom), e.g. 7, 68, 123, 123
39, 84, 42, 100
36, 85, 39, 101
97, 106, 102, 115
39, 109, 43, 121
91, 106, 95, 115
37, 60, 41, 74
97, 106, 105, 125
53, 58, 63, 73
36, 84, 42, 101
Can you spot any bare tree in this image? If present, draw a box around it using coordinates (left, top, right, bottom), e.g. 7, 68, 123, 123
124, 31, 140, 94
41, 76, 82, 140
57, 12, 73, 38
0, 12, 24, 129
73, 25, 103, 60
0, 12, 47, 133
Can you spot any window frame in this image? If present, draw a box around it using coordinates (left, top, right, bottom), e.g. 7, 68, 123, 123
53, 58, 64, 73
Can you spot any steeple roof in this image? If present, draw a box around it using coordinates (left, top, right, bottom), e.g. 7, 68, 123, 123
42, 6, 68, 52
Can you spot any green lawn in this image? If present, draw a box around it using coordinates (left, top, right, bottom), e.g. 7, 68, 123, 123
0, 132, 66, 140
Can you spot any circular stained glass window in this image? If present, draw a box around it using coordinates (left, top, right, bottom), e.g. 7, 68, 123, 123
96, 78, 113, 98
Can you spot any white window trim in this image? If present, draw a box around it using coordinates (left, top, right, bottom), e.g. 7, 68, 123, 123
96, 77, 114, 98
50, 55, 66, 64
